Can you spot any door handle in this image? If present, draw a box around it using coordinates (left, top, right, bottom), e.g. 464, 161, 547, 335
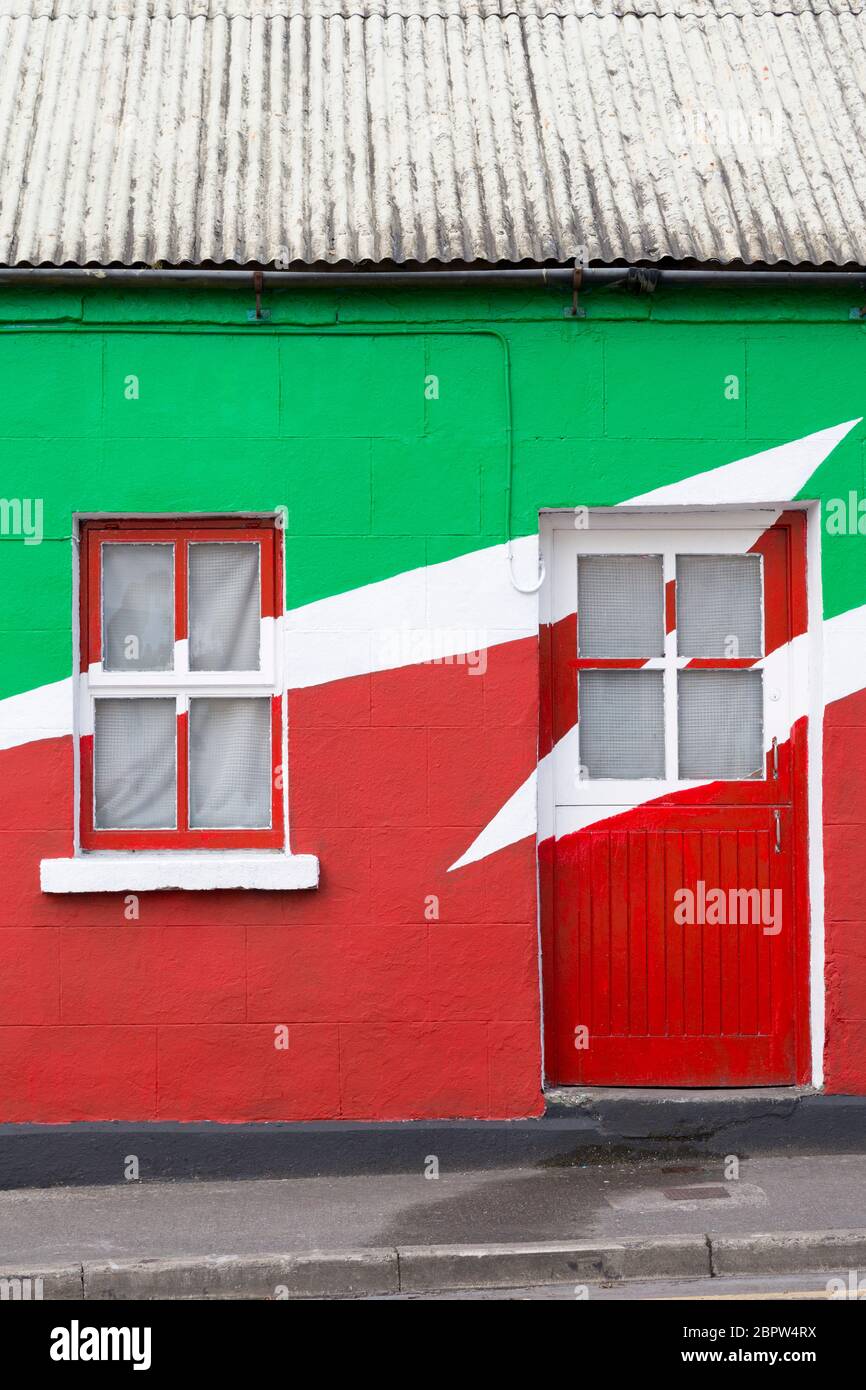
773, 808, 781, 854
772, 737, 779, 779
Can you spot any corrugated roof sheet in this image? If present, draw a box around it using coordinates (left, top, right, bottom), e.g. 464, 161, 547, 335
1, 0, 865, 267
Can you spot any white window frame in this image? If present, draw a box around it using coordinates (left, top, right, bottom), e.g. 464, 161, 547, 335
40, 513, 319, 893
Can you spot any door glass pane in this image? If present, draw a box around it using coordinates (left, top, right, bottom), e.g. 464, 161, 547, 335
94, 698, 176, 828
189, 697, 271, 828
676, 554, 762, 658
678, 671, 763, 779
579, 671, 665, 778
578, 555, 664, 657
189, 542, 260, 671
102, 543, 174, 671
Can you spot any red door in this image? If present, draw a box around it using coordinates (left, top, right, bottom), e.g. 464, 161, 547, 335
542, 511, 809, 1087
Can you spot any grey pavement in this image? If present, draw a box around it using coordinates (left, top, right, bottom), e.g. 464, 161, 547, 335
2, 1152, 866, 1269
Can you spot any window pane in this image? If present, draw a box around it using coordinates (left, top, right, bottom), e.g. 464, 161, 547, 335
94, 699, 176, 828
578, 555, 664, 657
579, 671, 665, 778
189, 698, 271, 828
102, 543, 174, 671
678, 671, 763, 779
189, 543, 260, 671
676, 554, 762, 658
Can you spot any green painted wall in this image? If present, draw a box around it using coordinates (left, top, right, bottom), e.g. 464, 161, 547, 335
1, 281, 864, 702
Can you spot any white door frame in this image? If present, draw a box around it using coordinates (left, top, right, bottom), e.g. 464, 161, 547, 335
537, 502, 824, 1089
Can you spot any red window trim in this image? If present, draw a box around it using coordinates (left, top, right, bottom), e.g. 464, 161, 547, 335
79, 517, 284, 851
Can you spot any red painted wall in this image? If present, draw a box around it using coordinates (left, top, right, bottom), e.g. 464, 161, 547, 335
823, 689, 866, 1092
5, 628, 865, 1118
0, 637, 543, 1122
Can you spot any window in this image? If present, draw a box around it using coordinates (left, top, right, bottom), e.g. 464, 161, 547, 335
577, 554, 666, 778
576, 549, 765, 782
79, 518, 283, 850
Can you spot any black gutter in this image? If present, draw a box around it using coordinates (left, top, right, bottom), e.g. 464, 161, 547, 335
0, 266, 865, 290
0, 268, 573, 289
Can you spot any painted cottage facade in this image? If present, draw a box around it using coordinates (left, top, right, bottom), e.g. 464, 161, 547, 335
2, 0, 866, 1126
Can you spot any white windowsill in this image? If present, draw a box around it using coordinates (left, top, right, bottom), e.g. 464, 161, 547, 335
40, 854, 320, 894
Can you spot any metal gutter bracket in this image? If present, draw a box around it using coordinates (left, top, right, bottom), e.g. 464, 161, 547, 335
563, 264, 586, 318
247, 270, 271, 323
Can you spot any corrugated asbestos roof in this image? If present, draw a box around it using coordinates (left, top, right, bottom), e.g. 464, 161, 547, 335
1, 0, 865, 267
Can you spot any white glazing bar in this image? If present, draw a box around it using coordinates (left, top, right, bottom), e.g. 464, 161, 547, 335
663, 547, 678, 782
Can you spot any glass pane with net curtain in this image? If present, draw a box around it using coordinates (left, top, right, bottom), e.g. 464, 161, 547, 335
102, 544, 174, 671
678, 671, 763, 779
94, 699, 177, 828
189, 698, 271, 828
579, 671, 665, 778
189, 543, 261, 671
578, 555, 664, 657
677, 554, 763, 658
